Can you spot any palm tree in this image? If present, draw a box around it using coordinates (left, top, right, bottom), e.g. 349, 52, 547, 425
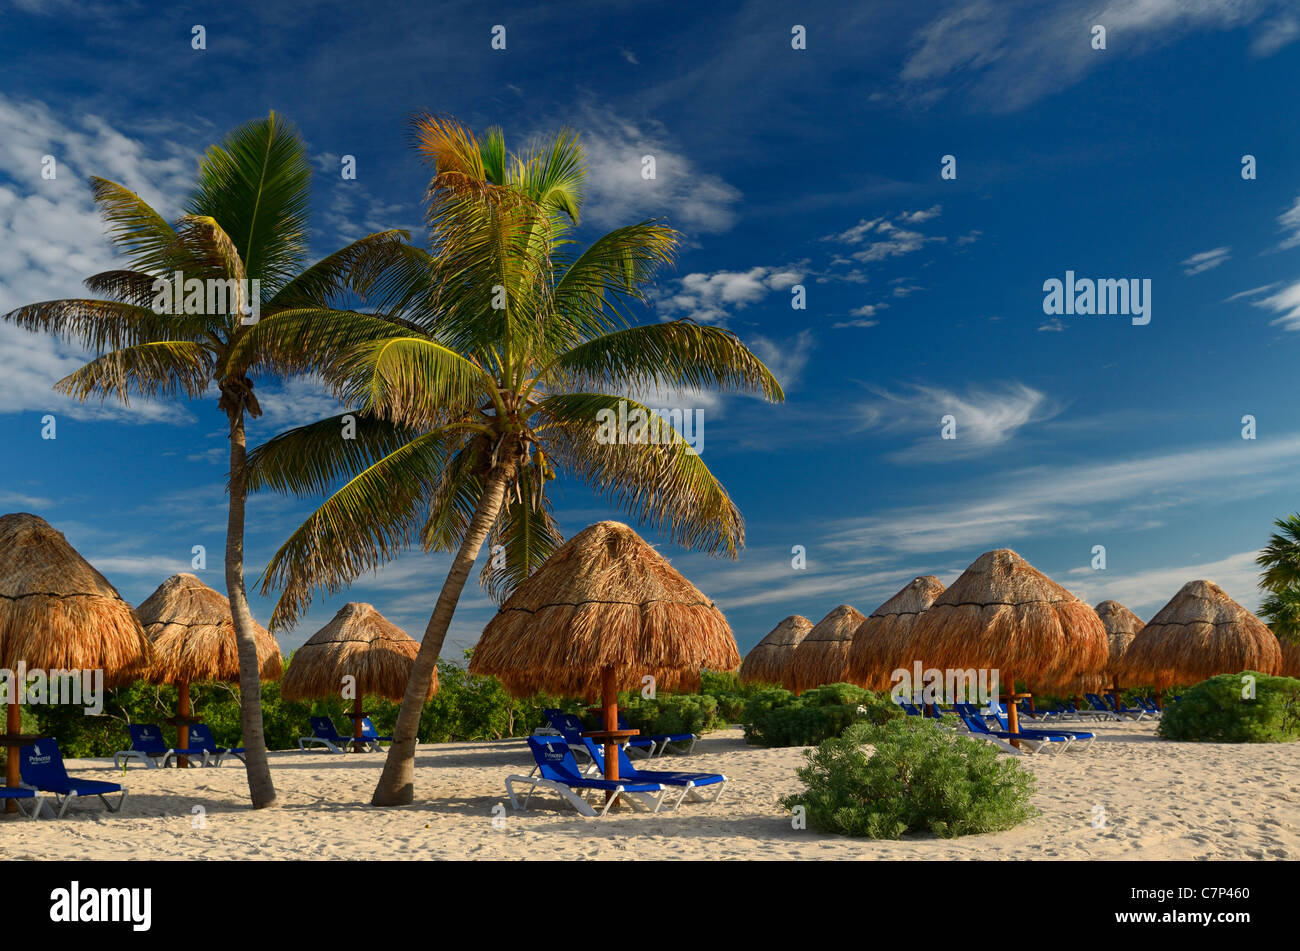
2, 113, 417, 808
1258, 514, 1300, 592
247, 116, 784, 805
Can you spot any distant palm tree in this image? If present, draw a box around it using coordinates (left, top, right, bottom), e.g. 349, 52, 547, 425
248, 116, 784, 806
1257, 513, 1300, 592
2, 113, 416, 808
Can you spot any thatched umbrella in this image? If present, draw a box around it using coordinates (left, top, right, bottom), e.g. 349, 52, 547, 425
0, 513, 152, 804
138, 573, 282, 765
1121, 580, 1282, 704
739, 615, 812, 690
1279, 636, 1300, 679
907, 549, 1108, 735
846, 576, 946, 691
469, 521, 739, 788
787, 605, 867, 694
281, 602, 432, 751
1091, 600, 1143, 708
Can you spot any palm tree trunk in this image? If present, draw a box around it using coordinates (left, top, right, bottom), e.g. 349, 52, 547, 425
226, 409, 278, 809
371, 465, 511, 806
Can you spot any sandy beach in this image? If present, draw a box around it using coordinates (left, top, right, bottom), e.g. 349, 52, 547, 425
4, 722, 1296, 860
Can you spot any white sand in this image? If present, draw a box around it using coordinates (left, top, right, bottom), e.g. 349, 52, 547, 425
3, 721, 1297, 859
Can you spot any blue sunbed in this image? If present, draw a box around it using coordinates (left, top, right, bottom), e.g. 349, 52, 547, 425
952, 706, 1072, 754
187, 724, 245, 765
360, 717, 392, 744
579, 737, 727, 808
113, 724, 185, 769
1098, 693, 1150, 721
0, 786, 45, 819
617, 713, 698, 756
19, 740, 127, 818
541, 709, 655, 760
979, 704, 1095, 750
505, 737, 668, 817
298, 716, 378, 754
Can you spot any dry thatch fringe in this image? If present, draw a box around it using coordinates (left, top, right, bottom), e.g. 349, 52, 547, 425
138, 573, 282, 685
281, 602, 433, 702
739, 615, 813, 689
469, 521, 739, 697
0, 512, 152, 685
907, 549, 1109, 685
1039, 599, 1144, 692
845, 576, 946, 690
786, 605, 867, 693
1120, 580, 1282, 685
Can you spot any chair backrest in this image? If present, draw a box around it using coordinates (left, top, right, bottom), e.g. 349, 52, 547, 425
360, 717, 381, 738
20, 740, 70, 786
129, 724, 168, 754
527, 737, 586, 784
954, 708, 991, 734
1085, 693, 1108, 710
311, 716, 342, 740
543, 711, 588, 743
187, 723, 220, 751
580, 737, 639, 778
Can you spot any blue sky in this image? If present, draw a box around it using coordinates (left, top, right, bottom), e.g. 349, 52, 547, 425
4, 0, 1300, 658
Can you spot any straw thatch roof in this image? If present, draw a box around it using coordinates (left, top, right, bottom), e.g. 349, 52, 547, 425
281, 602, 432, 702
468, 521, 739, 696
739, 615, 813, 688
907, 549, 1108, 683
1094, 600, 1143, 677
0, 512, 152, 684
138, 573, 282, 685
846, 576, 946, 690
1121, 581, 1282, 684
787, 604, 867, 693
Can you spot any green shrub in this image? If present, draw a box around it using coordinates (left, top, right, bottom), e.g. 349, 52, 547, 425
1157, 671, 1300, 742
780, 718, 1038, 838
607, 692, 722, 737
744, 682, 902, 747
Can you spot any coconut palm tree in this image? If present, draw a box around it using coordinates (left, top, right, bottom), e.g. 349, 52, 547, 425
1258, 514, 1300, 592
247, 116, 784, 805
2, 113, 419, 808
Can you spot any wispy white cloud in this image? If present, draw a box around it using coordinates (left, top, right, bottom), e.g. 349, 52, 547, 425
1276, 194, 1300, 250
855, 382, 1060, 460
1061, 549, 1266, 618
576, 106, 742, 235
1251, 280, 1300, 330
1181, 246, 1231, 275
657, 264, 804, 325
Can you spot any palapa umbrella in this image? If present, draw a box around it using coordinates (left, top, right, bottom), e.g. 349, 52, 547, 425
1092, 600, 1143, 709
739, 615, 812, 691
138, 573, 282, 765
787, 605, 866, 694
1121, 580, 1281, 705
846, 576, 946, 691
907, 549, 1108, 735
1279, 636, 1300, 679
469, 521, 739, 790
0, 513, 152, 807
280, 602, 432, 750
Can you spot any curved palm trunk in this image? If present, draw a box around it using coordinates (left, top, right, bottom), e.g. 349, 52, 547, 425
226, 411, 277, 808
371, 466, 511, 806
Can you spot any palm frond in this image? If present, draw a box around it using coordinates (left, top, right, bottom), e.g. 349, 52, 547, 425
335, 334, 493, 427
2, 298, 194, 352
259, 430, 455, 629
268, 230, 419, 310
88, 178, 184, 273
54, 340, 212, 403
539, 392, 744, 557
245, 411, 426, 496
479, 465, 564, 603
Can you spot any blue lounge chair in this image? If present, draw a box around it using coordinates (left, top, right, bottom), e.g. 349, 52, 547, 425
1099, 693, 1150, 721
505, 738, 668, 817
616, 713, 698, 756
952, 706, 1071, 754
298, 716, 377, 754
0, 786, 45, 819
187, 724, 245, 765
360, 718, 392, 745
113, 724, 185, 769
579, 738, 727, 809
982, 705, 1095, 751
1133, 696, 1162, 716
1081, 695, 1124, 720
542, 709, 655, 760
19, 740, 127, 818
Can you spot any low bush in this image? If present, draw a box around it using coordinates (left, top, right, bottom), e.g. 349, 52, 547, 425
616, 693, 720, 737
744, 682, 902, 747
1157, 671, 1300, 742
780, 718, 1038, 838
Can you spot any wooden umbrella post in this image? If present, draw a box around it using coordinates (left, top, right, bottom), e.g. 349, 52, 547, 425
1004, 669, 1020, 737
1111, 675, 1122, 710
5, 700, 19, 814
177, 682, 191, 769
353, 695, 365, 753
601, 666, 619, 786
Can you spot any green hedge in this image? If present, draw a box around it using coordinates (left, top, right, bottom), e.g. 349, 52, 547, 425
780, 717, 1038, 838
744, 683, 903, 747
1157, 671, 1300, 742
